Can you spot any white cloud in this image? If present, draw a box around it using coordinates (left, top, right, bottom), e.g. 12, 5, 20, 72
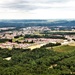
0, 0, 75, 19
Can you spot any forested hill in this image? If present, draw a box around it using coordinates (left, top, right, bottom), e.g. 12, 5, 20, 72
0, 20, 75, 28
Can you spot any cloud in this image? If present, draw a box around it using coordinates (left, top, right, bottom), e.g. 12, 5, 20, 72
0, 0, 72, 11
0, 0, 75, 19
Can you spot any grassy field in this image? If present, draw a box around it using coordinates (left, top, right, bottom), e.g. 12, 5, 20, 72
47, 45, 75, 53
12, 36, 24, 42
53, 45, 75, 53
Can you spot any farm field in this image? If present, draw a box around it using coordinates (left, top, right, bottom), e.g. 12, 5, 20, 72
47, 45, 75, 53
68, 42, 75, 46
28, 43, 47, 50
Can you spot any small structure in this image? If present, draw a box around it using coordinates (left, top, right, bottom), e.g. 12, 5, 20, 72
4, 57, 11, 61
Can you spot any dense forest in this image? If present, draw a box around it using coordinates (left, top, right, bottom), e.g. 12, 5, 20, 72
0, 43, 75, 75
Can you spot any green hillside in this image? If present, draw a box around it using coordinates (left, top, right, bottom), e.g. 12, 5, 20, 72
53, 45, 75, 53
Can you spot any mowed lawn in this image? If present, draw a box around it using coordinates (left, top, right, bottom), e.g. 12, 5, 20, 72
47, 45, 75, 53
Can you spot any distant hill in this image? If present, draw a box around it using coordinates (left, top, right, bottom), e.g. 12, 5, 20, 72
0, 19, 75, 28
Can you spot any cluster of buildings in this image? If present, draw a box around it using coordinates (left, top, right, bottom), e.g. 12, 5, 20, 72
21, 26, 51, 35
0, 42, 31, 49
0, 38, 63, 49
0, 26, 75, 49
0, 27, 15, 31
0, 26, 50, 39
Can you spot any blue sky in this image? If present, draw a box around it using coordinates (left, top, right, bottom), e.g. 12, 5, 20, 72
0, 0, 75, 19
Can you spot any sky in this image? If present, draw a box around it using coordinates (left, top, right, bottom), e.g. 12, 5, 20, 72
0, 0, 75, 19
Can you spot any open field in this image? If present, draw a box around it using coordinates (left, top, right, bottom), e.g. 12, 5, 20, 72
28, 43, 47, 50
68, 42, 75, 46
12, 36, 24, 42
47, 45, 75, 53
49, 31, 75, 32
53, 45, 75, 52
